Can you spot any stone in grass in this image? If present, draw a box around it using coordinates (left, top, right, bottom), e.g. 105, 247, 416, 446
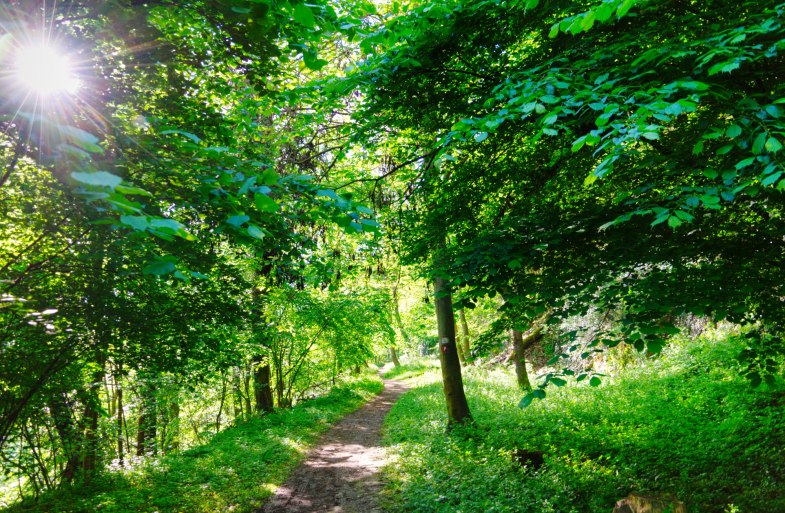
511, 449, 544, 471
612, 492, 686, 513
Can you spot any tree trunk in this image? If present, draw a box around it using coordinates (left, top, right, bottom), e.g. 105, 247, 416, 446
81, 354, 105, 478
455, 334, 466, 364
47, 394, 80, 483
511, 330, 533, 391
434, 277, 472, 426
459, 309, 472, 363
233, 369, 244, 420
116, 385, 125, 465
392, 290, 412, 347
390, 346, 401, 367
136, 387, 157, 457
275, 363, 287, 408
168, 400, 180, 453
243, 366, 253, 415
253, 359, 274, 413
216, 375, 227, 432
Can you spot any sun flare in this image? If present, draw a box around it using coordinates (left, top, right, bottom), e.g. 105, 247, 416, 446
14, 44, 80, 96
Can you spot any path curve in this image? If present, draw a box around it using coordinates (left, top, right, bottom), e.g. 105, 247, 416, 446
259, 378, 408, 513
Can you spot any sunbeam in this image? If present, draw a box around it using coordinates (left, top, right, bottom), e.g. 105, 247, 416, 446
14, 43, 80, 96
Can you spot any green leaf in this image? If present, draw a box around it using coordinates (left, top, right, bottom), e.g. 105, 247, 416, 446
765, 136, 782, 153
143, 260, 176, 276
572, 136, 587, 152
293, 3, 316, 28
595, 3, 614, 22
60, 126, 103, 153
548, 23, 560, 38
518, 394, 534, 408
303, 52, 329, 71
752, 132, 767, 154
550, 377, 567, 387
569, 18, 584, 35
255, 193, 279, 213
708, 59, 740, 76
674, 210, 694, 222
149, 218, 184, 232
580, 11, 596, 31
247, 225, 266, 240
736, 157, 756, 170
474, 131, 489, 143
761, 172, 781, 187
120, 215, 149, 231
589, 376, 602, 387
226, 215, 250, 227
238, 176, 257, 195
115, 185, 153, 197
647, 339, 665, 353
725, 124, 742, 138
160, 129, 201, 144
700, 194, 721, 205
616, 0, 636, 18
316, 189, 340, 200
72, 171, 123, 190
765, 105, 781, 119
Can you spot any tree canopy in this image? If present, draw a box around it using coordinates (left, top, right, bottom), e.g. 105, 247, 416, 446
1, 0, 784, 503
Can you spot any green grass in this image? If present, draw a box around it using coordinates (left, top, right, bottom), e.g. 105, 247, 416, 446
382, 359, 440, 380
5, 375, 383, 513
381, 337, 785, 513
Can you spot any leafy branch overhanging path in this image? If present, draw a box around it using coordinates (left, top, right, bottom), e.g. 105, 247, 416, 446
260, 378, 409, 513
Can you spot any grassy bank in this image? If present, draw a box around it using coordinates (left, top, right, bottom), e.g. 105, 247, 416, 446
5, 375, 382, 513
381, 337, 785, 513
382, 359, 440, 381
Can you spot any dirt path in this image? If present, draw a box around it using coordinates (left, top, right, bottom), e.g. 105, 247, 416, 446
259, 378, 409, 513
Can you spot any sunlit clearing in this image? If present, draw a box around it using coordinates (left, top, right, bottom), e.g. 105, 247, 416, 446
14, 44, 80, 96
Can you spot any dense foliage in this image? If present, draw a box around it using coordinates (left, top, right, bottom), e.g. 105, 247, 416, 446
6, 376, 381, 513
1, 0, 784, 509
382, 336, 785, 513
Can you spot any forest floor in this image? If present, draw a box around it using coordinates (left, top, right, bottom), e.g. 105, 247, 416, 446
258, 378, 409, 513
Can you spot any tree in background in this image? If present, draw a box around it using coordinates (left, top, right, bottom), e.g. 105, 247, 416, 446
350, 0, 785, 405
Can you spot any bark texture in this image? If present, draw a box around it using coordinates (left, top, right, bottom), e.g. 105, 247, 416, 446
434, 277, 472, 426
254, 359, 275, 413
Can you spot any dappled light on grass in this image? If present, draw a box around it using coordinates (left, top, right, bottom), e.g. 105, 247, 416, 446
382, 358, 441, 380
4, 376, 382, 513
381, 338, 785, 513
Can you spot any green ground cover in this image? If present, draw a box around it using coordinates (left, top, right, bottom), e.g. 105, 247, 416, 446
381, 337, 785, 513
382, 360, 441, 381
5, 376, 382, 513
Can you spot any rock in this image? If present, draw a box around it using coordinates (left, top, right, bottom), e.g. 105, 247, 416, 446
612, 493, 686, 513
511, 449, 544, 471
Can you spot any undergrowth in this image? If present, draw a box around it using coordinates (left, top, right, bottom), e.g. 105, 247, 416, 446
5, 375, 382, 513
382, 359, 440, 380
381, 336, 785, 513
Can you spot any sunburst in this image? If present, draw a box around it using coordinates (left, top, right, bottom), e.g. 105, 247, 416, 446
13, 42, 81, 97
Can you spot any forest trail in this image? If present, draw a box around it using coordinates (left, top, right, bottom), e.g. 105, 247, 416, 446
259, 378, 409, 513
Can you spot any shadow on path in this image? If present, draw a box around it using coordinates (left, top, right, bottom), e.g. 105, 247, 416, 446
258, 378, 409, 513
